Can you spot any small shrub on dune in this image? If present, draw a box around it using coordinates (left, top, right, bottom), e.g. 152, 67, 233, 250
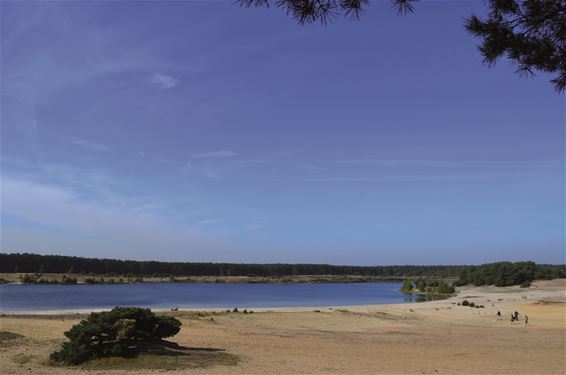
61, 276, 77, 284
50, 307, 181, 365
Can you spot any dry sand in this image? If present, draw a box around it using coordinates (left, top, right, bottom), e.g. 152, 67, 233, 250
1, 279, 564, 374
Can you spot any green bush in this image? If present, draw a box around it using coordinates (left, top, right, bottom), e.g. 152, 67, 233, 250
20, 273, 40, 284
399, 279, 414, 293
520, 281, 531, 288
461, 300, 470, 306
50, 307, 181, 365
61, 276, 77, 284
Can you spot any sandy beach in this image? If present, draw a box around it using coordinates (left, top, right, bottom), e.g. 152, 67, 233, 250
1, 279, 564, 374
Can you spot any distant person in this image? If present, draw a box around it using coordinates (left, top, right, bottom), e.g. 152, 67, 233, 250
496, 310, 501, 321
525, 315, 528, 325
514, 311, 519, 321
511, 313, 515, 322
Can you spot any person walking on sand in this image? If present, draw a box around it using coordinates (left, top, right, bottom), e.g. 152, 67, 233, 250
514, 311, 519, 321
525, 315, 528, 325
495, 310, 501, 321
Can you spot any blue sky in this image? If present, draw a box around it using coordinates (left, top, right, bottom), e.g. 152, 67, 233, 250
1, 1, 564, 265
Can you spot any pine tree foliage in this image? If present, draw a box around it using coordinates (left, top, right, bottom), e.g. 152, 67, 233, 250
466, 0, 566, 92
50, 307, 182, 365
238, 0, 416, 25
238, 0, 566, 92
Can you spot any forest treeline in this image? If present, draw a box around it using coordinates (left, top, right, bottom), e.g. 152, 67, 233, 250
0, 254, 564, 286
1, 253, 466, 278
455, 261, 565, 287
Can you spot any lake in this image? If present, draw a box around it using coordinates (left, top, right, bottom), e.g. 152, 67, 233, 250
0, 282, 433, 312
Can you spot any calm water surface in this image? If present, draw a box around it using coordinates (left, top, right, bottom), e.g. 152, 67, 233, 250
0, 282, 432, 312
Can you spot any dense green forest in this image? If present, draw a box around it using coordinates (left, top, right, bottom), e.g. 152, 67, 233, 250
0, 254, 564, 286
455, 261, 566, 287
0, 253, 466, 278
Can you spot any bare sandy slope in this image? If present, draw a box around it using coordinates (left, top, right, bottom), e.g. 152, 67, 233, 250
1, 279, 564, 375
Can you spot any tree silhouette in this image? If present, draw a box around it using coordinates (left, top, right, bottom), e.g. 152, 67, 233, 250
238, 0, 416, 25
238, 0, 566, 92
466, 0, 565, 92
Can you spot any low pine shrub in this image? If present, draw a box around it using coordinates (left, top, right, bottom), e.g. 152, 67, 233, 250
50, 307, 181, 365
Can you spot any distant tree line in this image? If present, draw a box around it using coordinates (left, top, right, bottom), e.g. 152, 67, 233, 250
455, 261, 566, 287
0, 253, 466, 278
1, 254, 564, 286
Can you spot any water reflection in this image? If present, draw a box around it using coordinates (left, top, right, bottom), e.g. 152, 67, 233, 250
403, 293, 448, 303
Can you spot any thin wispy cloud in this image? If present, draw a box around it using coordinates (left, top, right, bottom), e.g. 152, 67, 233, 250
273, 149, 306, 158
149, 73, 179, 90
246, 222, 264, 232
233, 159, 272, 165
205, 169, 221, 179
197, 219, 221, 226
192, 150, 238, 159
68, 137, 112, 152
327, 159, 559, 168
330, 159, 455, 167
304, 174, 496, 182
1, 174, 238, 261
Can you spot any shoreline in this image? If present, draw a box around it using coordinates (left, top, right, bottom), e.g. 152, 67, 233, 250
0, 272, 413, 285
0, 302, 433, 316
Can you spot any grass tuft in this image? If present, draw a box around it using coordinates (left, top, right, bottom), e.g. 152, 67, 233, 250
0, 331, 24, 341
